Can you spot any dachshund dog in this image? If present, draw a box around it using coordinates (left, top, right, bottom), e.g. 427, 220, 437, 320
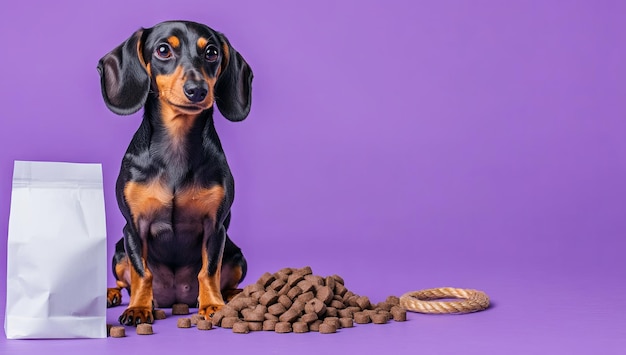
98, 20, 252, 325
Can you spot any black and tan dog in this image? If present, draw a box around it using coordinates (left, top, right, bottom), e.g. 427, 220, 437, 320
98, 21, 252, 325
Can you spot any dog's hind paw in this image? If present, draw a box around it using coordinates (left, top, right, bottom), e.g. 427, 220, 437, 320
107, 288, 123, 308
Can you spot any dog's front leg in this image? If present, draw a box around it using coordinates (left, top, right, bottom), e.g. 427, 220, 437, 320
198, 222, 226, 318
118, 225, 155, 325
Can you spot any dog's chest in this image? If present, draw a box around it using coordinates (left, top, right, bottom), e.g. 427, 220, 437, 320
124, 176, 224, 240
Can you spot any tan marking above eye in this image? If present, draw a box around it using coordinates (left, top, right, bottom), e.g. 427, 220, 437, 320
167, 36, 180, 48
197, 37, 208, 49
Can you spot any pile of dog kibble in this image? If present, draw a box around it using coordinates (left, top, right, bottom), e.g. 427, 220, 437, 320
108, 266, 407, 337
211, 266, 406, 334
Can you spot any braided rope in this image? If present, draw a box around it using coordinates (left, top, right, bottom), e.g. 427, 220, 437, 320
400, 287, 490, 314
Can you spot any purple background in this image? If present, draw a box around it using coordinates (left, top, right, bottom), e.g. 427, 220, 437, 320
1, 0, 625, 353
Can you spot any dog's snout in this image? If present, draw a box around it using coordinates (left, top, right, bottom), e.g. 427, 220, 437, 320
183, 80, 208, 103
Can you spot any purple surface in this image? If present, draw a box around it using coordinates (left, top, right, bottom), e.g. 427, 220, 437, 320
1, 0, 625, 353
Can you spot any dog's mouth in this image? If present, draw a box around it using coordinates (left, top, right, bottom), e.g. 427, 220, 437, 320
166, 100, 212, 114
174, 103, 205, 112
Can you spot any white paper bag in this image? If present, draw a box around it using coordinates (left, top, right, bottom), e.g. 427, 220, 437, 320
5, 161, 107, 339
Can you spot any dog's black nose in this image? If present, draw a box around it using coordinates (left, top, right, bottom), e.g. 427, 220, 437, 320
183, 81, 208, 103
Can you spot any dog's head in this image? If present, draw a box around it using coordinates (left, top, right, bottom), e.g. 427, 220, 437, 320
98, 21, 253, 121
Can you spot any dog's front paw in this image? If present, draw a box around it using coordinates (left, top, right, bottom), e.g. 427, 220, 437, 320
119, 306, 154, 326
198, 304, 224, 319
107, 288, 123, 308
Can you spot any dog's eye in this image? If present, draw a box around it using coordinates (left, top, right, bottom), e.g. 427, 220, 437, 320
205, 45, 219, 62
156, 44, 172, 59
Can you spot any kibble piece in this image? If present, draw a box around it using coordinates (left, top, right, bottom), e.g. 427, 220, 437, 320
243, 283, 264, 296
297, 291, 315, 303
191, 313, 204, 325
291, 300, 306, 313
293, 322, 309, 333
221, 317, 240, 329
264, 313, 279, 321
275, 273, 290, 283
278, 295, 293, 309
233, 322, 250, 334
305, 275, 325, 286
364, 309, 378, 317
275, 322, 293, 333
279, 267, 294, 275
277, 283, 292, 297
347, 306, 361, 314
248, 321, 263, 331
331, 274, 345, 285
247, 296, 260, 307
325, 307, 338, 317
110, 326, 126, 338
324, 276, 336, 290
288, 273, 305, 287
375, 302, 393, 312
137, 323, 153, 335
106, 324, 113, 336
257, 272, 276, 288
269, 279, 286, 291
228, 298, 247, 311
263, 319, 277, 331
324, 317, 341, 329
177, 318, 192, 328
378, 310, 391, 321
197, 319, 213, 330
386, 295, 401, 306
356, 296, 371, 310
153, 309, 167, 320
298, 266, 313, 276
241, 308, 254, 319
172, 303, 190, 315
330, 300, 346, 309
287, 285, 303, 299
300, 312, 318, 324
212, 311, 225, 326
305, 299, 326, 317
249, 293, 262, 303
354, 312, 371, 324
319, 323, 337, 334
346, 296, 359, 307
259, 289, 279, 306
268, 303, 287, 316
334, 283, 347, 297
244, 311, 265, 322
316, 286, 334, 305
278, 308, 301, 323
371, 313, 388, 324
309, 320, 323, 332
338, 308, 353, 318
339, 318, 354, 328
297, 280, 315, 293
391, 307, 407, 322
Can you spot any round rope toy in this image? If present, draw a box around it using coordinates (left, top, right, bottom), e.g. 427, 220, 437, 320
400, 287, 490, 314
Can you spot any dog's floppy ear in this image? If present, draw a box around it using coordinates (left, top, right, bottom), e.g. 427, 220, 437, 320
215, 33, 253, 122
97, 29, 150, 115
